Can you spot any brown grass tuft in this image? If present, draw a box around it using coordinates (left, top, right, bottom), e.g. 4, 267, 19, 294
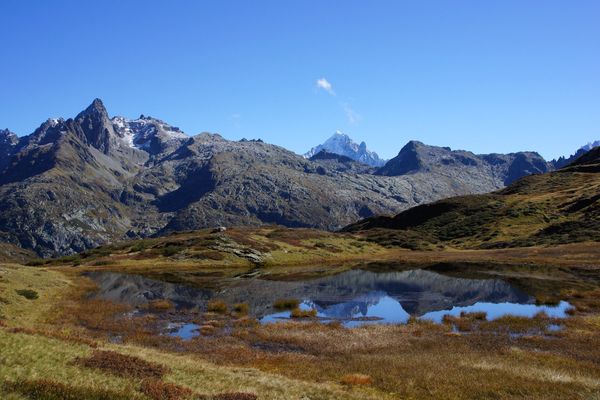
212, 393, 258, 400
140, 379, 195, 400
460, 311, 487, 320
340, 373, 373, 386
148, 299, 175, 312
290, 308, 317, 318
76, 350, 168, 379
207, 300, 228, 314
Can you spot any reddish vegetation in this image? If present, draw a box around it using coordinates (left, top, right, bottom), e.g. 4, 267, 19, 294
140, 379, 195, 400
76, 350, 168, 379
212, 393, 258, 400
340, 373, 373, 386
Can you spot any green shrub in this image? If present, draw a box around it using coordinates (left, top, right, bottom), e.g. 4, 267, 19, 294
15, 289, 39, 300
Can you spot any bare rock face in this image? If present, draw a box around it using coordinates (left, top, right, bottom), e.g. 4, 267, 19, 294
0, 99, 554, 256
377, 140, 551, 185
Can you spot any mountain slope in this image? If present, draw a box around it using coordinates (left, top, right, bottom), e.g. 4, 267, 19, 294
345, 147, 600, 249
305, 131, 386, 167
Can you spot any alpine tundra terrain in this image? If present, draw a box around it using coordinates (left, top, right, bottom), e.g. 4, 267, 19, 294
0, 99, 554, 257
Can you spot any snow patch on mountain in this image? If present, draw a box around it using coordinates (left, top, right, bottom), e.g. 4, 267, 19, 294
305, 131, 386, 167
112, 115, 188, 152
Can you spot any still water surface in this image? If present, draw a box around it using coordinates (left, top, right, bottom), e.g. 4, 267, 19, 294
86, 268, 572, 336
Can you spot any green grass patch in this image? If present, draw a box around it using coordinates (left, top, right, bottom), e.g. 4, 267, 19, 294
15, 289, 39, 300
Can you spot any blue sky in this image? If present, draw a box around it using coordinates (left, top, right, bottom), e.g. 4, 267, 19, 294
0, 1, 598, 160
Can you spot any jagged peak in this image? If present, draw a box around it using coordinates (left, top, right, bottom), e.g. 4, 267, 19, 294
0, 128, 17, 137
305, 131, 385, 167
76, 98, 109, 121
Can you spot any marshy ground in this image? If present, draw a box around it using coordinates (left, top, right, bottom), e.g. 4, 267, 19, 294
2, 230, 600, 399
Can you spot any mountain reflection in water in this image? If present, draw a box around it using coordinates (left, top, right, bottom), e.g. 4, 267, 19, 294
86, 268, 572, 326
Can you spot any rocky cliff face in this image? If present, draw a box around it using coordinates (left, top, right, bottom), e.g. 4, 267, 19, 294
0, 100, 555, 256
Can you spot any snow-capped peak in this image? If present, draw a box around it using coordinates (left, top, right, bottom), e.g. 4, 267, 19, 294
305, 131, 386, 167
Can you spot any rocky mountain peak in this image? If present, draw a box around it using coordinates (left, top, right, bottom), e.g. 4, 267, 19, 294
376, 140, 425, 175
305, 131, 386, 167
74, 98, 116, 154
0, 129, 18, 144
76, 98, 109, 121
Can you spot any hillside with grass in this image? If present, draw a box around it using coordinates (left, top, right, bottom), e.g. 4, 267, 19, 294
345, 147, 600, 250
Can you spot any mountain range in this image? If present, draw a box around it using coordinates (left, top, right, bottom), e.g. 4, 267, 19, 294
0, 99, 576, 256
345, 146, 600, 249
551, 140, 600, 169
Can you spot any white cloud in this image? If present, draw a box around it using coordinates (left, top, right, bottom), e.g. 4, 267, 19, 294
315, 78, 360, 124
342, 102, 360, 124
316, 78, 335, 95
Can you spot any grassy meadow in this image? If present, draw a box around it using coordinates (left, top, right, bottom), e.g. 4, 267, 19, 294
2, 229, 600, 399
